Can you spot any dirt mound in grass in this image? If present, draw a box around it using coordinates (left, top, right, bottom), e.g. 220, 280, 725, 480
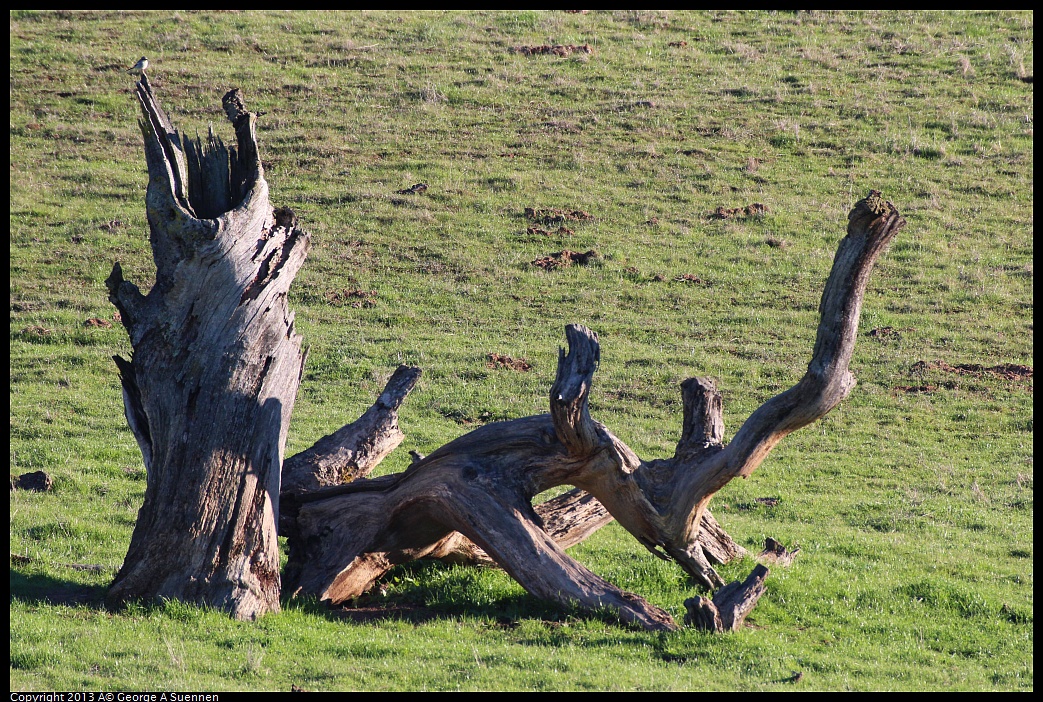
869, 326, 923, 342
525, 207, 593, 225
512, 44, 593, 57
325, 289, 377, 308
712, 203, 767, 219
532, 249, 600, 269
911, 360, 1032, 382
487, 353, 532, 372
895, 360, 1033, 394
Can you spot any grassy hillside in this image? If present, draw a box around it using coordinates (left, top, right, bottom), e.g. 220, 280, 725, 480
9, 10, 1033, 691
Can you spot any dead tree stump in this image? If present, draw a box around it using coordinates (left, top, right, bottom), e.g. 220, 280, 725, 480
105, 77, 309, 620
108, 80, 904, 631
684, 564, 770, 632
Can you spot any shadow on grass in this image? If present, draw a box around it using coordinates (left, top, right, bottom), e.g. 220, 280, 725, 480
284, 559, 626, 631
10, 568, 108, 607
11, 559, 682, 648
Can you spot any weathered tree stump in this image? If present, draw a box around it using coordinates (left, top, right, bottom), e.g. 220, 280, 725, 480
110, 79, 904, 631
105, 76, 309, 620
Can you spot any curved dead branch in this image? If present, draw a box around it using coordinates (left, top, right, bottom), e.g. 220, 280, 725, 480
281, 365, 422, 497
282, 191, 903, 630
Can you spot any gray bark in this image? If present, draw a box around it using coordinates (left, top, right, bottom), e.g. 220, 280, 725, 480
281, 365, 422, 496
106, 77, 309, 620
108, 79, 903, 630
684, 564, 770, 632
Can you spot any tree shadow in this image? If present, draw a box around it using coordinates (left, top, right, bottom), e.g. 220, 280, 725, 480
11, 559, 652, 638
283, 559, 613, 630
10, 568, 108, 608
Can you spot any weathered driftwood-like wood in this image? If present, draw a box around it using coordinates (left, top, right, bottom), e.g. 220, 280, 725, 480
414, 488, 616, 567
279, 372, 741, 568
281, 365, 422, 497
283, 192, 904, 630
277, 367, 614, 561
684, 564, 770, 632
106, 76, 309, 620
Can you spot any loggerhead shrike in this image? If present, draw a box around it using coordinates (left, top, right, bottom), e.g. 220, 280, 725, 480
127, 57, 148, 75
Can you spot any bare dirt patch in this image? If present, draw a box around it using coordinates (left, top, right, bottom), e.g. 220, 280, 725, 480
532, 249, 600, 270
892, 384, 939, 395
868, 326, 913, 340
674, 273, 709, 285
911, 360, 1033, 382
713, 203, 767, 219
895, 360, 1033, 394
526, 226, 574, 237
487, 353, 532, 372
525, 207, 593, 225
325, 289, 377, 308
512, 44, 593, 57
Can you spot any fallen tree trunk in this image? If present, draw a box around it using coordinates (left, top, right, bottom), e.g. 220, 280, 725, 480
111, 80, 903, 630
106, 77, 309, 620
282, 192, 904, 630
277, 367, 745, 571
108, 80, 627, 621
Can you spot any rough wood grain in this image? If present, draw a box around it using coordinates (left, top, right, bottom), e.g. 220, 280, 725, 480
110, 80, 902, 630
283, 192, 903, 630
281, 365, 422, 497
684, 564, 771, 631
106, 78, 308, 620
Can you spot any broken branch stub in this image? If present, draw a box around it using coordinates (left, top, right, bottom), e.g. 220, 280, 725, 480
283, 191, 903, 630
281, 365, 422, 496
684, 564, 770, 632
106, 77, 309, 620
108, 77, 903, 630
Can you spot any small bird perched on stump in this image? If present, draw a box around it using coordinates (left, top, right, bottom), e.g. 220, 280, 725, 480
127, 57, 148, 75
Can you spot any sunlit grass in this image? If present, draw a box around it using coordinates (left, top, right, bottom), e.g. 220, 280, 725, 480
10, 10, 1032, 691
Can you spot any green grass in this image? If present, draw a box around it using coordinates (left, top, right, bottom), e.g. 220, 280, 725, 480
10, 10, 1032, 691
